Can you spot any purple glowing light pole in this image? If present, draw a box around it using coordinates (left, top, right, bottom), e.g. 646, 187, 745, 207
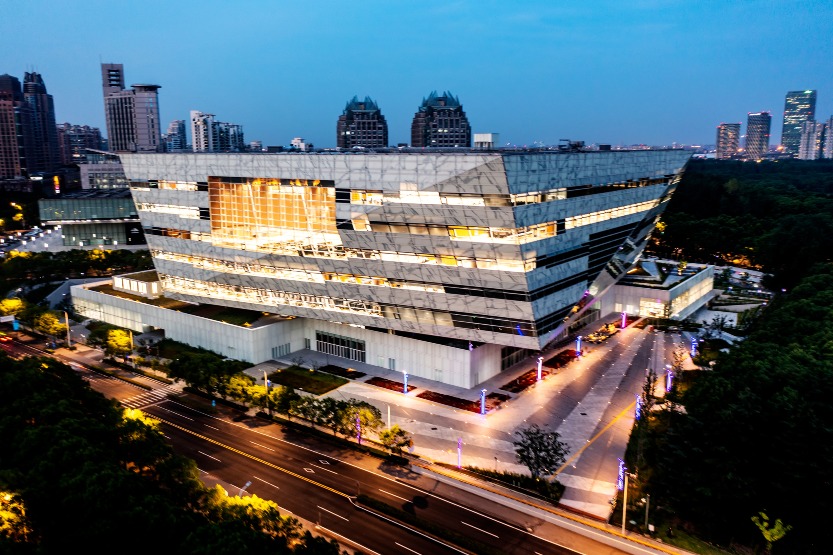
635, 394, 642, 420
457, 437, 462, 469
537, 356, 543, 381
480, 389, 487, 415
403, 371, 408, 394
575, 335, 582, 356
666, 366, 673, 392
690, 336, 698, 357
621, 311, 627, 329
356, 415, 362, 445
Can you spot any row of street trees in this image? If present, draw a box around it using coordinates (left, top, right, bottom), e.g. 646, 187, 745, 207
0, 354, 346, 553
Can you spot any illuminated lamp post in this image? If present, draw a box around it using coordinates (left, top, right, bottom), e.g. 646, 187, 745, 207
480, 389, 487, 415
690, 336, 698, 357
635, 394, 642, 420
621, 311, 627, 329
575, 335, 582, 356
403, 371, 408, 394
537, 356, 543, 381
666, 366, 673, 392
457, 437, 462, 469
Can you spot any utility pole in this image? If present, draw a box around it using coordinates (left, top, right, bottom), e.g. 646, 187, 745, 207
622, 473, 629, 535
264, 369, 272, 416
64, 311, 71, 348
644, 493, 650, 530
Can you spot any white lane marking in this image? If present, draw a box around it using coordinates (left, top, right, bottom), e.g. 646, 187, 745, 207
204, 424, 219, 430
379, 489, 410, 502
310, 462, 338, 474
461, 521, 499, 538
198, 451, 221, 462
250, 441, 275, 451
317, 505, 349, 522
253, 476, 279, 489
157, 406, 193, 420
395, 542, 423, 555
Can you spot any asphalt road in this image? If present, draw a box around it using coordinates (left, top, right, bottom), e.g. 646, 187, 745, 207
3, 334, 653, 555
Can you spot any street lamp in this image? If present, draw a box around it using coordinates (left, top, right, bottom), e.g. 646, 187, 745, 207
480, 389, 487, 415
537, 356, 543, 381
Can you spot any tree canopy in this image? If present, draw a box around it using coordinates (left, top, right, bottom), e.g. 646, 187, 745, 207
0, 354, 344, 554
513, 424, 569, 479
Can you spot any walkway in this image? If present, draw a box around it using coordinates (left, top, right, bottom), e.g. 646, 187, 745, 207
267, 318, 688, 521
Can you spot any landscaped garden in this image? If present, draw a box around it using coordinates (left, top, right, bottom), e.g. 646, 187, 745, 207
543, 350, 578, 368
416, 390, 509, 413
267, 365, 347, 395
499, 367, 556, 393
318, 364, 366, 380
366, 376, 416, 393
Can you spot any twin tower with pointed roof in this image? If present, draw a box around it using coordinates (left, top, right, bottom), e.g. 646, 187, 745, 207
336, 91, 471, 149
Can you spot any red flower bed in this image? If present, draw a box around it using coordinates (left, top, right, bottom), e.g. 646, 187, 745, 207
499, 367, 556, 393
366, 376, 416, 393
544, 350, 578, 368
417, 390, 509, 413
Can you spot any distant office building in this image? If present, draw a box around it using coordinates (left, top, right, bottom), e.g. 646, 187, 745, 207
248, 140, 262, 152
715, 123, 741, 159
0, 74, 38, 179
781, 90, 816, 154
290, 137, 313, 151
474, 133, 499, 149
190, 110, 244, 152
78, 149, 129, 190
101, 63, 162, 153
745, 112, 771, 160
798, 120, 826, 160
23, 72, 60, 172
823, 116, 833, 160
411, 91, 471, 148
57, 123, 103, 164
165, 120, 187, 152
337, 96, 388, 149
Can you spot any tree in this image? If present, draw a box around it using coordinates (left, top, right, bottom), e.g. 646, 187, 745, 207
379, 425, 413, 455
33, 311, 66, 345
751, 512, 792, 554
105, 329, 133, 358
0, 297, 24, 316
513, 424, 569, 479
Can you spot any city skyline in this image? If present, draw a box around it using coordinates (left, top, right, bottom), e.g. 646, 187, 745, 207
2, 1, 832, 149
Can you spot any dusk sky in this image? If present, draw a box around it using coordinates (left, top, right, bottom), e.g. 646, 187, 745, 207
3, 0, 832, 149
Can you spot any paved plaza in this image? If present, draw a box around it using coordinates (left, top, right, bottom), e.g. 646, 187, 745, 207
253, 319, 694, 521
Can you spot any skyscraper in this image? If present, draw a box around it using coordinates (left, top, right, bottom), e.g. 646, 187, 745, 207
23, 72, 60, 172
798, 120, 825, 160
715, 123, 741, 160
337, 96, 388, 149
745, 112, 771, 160
0, 74, 35, 179
823, 116, 833, 160
190, 111, 244, 152
165, 120, 187, 152
56, 123, 103, 164
781, 90, 817, 154
101, 63, 162, 153
411, 91, 471, 148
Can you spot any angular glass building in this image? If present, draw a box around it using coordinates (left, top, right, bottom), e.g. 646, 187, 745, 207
117, 149, 690, 386
781, 90, 816, 155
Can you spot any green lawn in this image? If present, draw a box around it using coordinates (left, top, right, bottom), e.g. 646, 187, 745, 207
267, 365, 347, 395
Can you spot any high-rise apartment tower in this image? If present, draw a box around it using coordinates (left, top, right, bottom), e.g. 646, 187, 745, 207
745, 112, 771, 160
798, 121, 826, 160
781, 90, 816, 154
337, 96, 388, 149
411, 91, 471, 148
0, 74, 35, 178
715, 123, 741, 160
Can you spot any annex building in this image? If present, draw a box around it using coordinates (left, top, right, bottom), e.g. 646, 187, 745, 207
72, 149, 691, 387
